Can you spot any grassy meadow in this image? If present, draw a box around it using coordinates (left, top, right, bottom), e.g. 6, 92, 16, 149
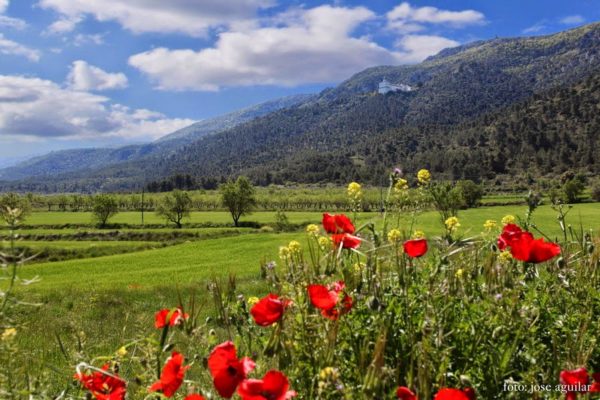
2, 197, 600, 397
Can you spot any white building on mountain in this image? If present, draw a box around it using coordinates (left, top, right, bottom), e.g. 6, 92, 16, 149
378, 78, 413, 94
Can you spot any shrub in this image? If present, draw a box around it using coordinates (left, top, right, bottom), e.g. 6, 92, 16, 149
455, 179, 484, 208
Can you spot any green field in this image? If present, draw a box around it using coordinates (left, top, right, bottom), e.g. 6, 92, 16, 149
4, 201, 599, 392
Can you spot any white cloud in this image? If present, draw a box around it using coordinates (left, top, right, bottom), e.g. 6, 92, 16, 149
39, 0, 274, 37
129, 5, 463, 91
522, 21, 547, 34
73, 33, 105, 46
67, 60, 128, 91
0, 75, 195, 141
0, 33, 41, 61
387, 2, 485, 32
0, 0, 27, 30
395, 35, 460, 63
46, 15, 83, 34
559, 15, 585, 25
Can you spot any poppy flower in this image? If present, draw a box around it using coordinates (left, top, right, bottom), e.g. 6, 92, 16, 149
149, 352, 189, 397
403, 239, 428, 258
208, 341, 256, 398
74, 364, 127, 400
185, 395, 206, 400
155, 307, 189, 329
250, 294, 290, 327
590, 372, 600, 392
396, 386, 418, 399
237, 370, 297, 400
434, 388, 475, 400
331, 233, 361, 249
307, 281, 353, 320
497, 224, 560, 263
322, 213, 355, 234
560, 368, 589, 400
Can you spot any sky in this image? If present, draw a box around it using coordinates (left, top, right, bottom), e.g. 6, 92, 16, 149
0, 0, 598, 163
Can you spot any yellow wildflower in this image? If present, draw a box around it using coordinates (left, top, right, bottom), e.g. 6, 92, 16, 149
306, 224, 320, 235
353, 262, 366, 273
318, 236, 331, 249
288, 240, 301, 254
387, 229, 402, 244
455, 268, 464, 278
319, 367, 339, 381
1, 328, 17, 341
413, 230, 426, 239
499, 250, 513, 263
394, 178, 408, 193
483, 219, 497, 232
347, 182, 362, 200
279, 246, 290, 261
117, 346, 128, 357
445, 216, 460, 232
417, 169, 431, 185
501, 215, 516, 225
247, 296, 260, 306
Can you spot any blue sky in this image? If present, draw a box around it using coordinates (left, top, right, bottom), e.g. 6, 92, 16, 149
0, 0, 598, 162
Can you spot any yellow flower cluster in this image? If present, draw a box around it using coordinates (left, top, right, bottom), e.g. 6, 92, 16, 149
319, 367, 340, 381
394, 178, 409, 193
1, 328, 17, 342
353, 262, 366, 273
117, 346, 128, 357
445, 216, 460, 232
347, 182, 362, 200
247, 296, 260, 306
318, 236, 331, 249
279, 246, 291, 261
417, 169, 431, 185
288, 240, 301, 254
387, 229, 402, 244
306, 224, 320, 236
455, 268, 464, 278
483, 219, 497, 232
413, 230, 425, 239
499, 250, 513, 263
501, 215, 516, 225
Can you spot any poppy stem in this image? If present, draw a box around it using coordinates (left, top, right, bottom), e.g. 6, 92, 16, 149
157, 325, 169, 379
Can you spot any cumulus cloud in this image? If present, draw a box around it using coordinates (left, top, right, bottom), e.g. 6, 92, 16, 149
39, 0, 274, 36
559, 15, 585, 25
67, 60, 128, 91
0, 33, 41, 61
46, 15, 83, 34
0, 75, 195, 141
395, 35, 460, 63
387, 2, 485, 32
129, 5, 466, 91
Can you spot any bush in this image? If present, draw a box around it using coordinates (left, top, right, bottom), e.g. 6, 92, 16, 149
591, 181, 600, 202
0, 193, 31, 223
455, 180, 484, 208
562, 177, 586, 203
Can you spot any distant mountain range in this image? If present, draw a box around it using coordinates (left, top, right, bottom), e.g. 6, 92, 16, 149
1, 22, 599, 192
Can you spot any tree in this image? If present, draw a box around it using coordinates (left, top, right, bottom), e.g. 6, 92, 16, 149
92, 194, 119, 228
155, 190, 192, 228
0, 193, 31, 224
220, 176, 256, 227
455, 180, 484, 208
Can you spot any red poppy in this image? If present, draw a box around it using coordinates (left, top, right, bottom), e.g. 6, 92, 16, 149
560, 368, 589, 400
434, 388, 475, 400
396, 386, 417, 399
322, 213, 355, 234
185, 395, 206, 400
497, 224, 530, 250
155, 307, 189, 329
403, 239, 428, 258
149, 352, 189, 397
590, 372, 600, 392
497, 224, 560, 263
331, 233, 361, 249
250, 294, 290, 327
75, 364, 127, 400
307, 281, 353, 320
237, 370, 297, 400
208, 341, 256, 398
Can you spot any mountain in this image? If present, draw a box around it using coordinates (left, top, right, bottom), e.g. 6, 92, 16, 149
0, 94, 313, 182
2, 22, 599, 192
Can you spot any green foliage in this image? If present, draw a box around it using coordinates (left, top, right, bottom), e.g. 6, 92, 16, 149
0, 193, 31, 224
427, 182, 463, 224
591, 181, 600, 202
220, 176, 257, 227
562, 175, 586, 204
155, 190, 192, 228
92, 194, 119, 228
455, 180, 484, 208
